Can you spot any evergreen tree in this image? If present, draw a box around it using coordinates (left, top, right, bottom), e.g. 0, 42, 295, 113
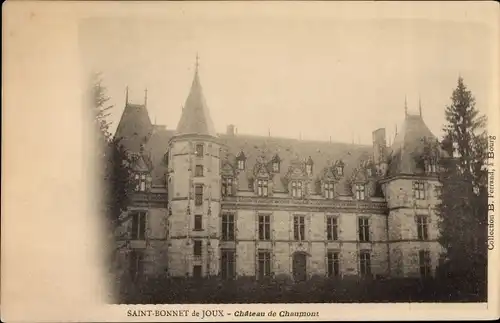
91, 73, 134, 267
436, 77, 488, 290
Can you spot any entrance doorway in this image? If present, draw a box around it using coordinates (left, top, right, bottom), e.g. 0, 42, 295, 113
292, 252, 307, 282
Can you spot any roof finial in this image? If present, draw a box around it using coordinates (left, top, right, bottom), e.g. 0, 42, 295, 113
404, 95, 408, 118
418, 95, 422, 118
195, 52, 199, 72
144, 88, 148, 108
125, 86, 129, 106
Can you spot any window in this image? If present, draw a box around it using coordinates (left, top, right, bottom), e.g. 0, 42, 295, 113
195, 185, 203, 206
135, 173, 148, 192
419, 250, 432, 278
416, 215, 429, 240
359, 251, 371, 277
324, 182, 334, 199
129, 250, 144, 281
257, 179, 268, 197
367, 168, 372, 177
327, 251, 340, 277
306, 164, 313, 176
413, 181, 426, 200
194, 214, 203, 231
237, 159, 245, 170
293, 215, 305, 241
291, 181, 303, 198
195, 165, 204, 177
424, 160, 437, 174
221, 213, 235, 241
222, 177, 233, 197
193, 240, 202, 257
326, 216, 338, 241
221, 249, 236, 280
355, 184, 365, 200
336, 165, 344, 176
272, 161, 280, 173
358, 217, 370, 242
195, 144, 204, 157
258, 215, 271, 240
131, 211, 147, 240
258, 251, 272, 279
193, 265, 202, 279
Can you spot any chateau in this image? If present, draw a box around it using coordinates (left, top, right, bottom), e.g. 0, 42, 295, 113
114, 60, 445, 282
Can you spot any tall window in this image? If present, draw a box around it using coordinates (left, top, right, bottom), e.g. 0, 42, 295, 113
221, 249, 236, 280
324, 182, 334, 199
193, 240, 202, 257
306, 164, 313, 176
358, 217, 370, 242
367, 168, 372, 177
359, 251, 371, 277
237, 159, 245, 170
135, 173, 147, 192
194, 214, 203, 231
257, 179, 268, 197
258, 251, 272, 280
221, 213, 235, 241
194, 185, 203, 206
326, 216, 338, 241
355, 184, 366, 200
258, 214, 271, 240
131, 211, 147, 240
293, 215, 305, 241
291, 181, 303, 198
195, 165, 204, 177
419, 250, 432, 278
327, 251, 340, 277
413, 181, 426, 200
195, 144, 204, 157
416, 215, 429, 240
221, 177, 233, 197
129, 250, 144, 281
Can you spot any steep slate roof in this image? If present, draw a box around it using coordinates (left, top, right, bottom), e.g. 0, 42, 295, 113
175, 66, 217, 137
114, 103, 153, 152
219, 134, 373, 196
387, 114, 437, 176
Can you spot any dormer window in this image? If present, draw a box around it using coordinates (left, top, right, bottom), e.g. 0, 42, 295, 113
236, 151, 246, 171
222, 177, 233, 197
306, 156, 314, 175
195, 144, 204, 157
355, 184, 365, 200
135, 173, 151, 192
238, 159, 245, 170
367, 168, 372, 177
324, 182, 334, 199
337, 164, 344, 176
272, 154, 280, 173
291, 181, 303, 198
257, 179, 269, 197
424, 159, 438, 174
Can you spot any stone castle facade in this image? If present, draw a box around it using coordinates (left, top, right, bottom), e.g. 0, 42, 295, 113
114, 61, 444, 282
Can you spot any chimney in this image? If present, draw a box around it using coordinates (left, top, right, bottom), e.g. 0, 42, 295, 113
372, 128, 388, 175
227, 124, 235, 136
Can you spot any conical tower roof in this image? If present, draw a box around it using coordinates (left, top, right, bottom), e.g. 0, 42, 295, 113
175, 57, 217, 137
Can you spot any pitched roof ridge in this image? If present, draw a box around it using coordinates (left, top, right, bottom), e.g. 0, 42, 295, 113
219, 132, 371, 147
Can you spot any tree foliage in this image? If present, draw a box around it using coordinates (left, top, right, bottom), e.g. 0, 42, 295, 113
436, 77, 488, 282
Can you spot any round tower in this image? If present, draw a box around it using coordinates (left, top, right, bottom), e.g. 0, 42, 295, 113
166, 57, 222, 278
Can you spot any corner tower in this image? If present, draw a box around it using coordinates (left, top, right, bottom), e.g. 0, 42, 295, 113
166, 57, 222, 277
380, 101, 445, 278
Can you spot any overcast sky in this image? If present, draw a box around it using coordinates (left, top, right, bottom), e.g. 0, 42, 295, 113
79, 2, 494, 145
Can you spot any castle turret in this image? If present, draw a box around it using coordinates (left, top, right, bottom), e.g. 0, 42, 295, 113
166, 56, 222, 278
381, 101, 444, 278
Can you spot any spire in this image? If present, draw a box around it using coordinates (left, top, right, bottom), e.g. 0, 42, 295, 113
175, 54, 217, 137
144, 88, 148, 108
125, 86, 129, 106
418, 95, 422, 117
404, 95, 408, 118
